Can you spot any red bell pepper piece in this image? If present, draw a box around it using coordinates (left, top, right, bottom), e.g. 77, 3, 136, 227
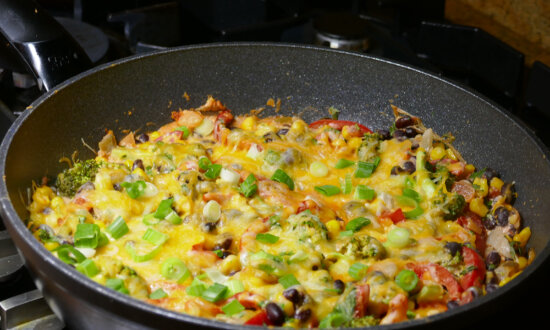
408, 263, 462, 301
244, 310, 272, 326
213, 110, 234, 142
308, 119, 372, 134
381, 208, 405, 224
457, 212, 487, 256
459, 246, 486, 290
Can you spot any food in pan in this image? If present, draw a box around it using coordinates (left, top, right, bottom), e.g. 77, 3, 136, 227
27, 97, 533, 327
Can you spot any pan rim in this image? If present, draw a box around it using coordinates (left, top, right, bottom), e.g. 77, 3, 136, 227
1, 41, 549, 329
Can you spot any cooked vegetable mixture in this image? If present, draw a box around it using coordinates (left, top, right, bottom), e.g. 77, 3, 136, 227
28, 97, 534, 327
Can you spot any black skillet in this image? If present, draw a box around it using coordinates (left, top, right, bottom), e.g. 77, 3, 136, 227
1, 2, 550, 330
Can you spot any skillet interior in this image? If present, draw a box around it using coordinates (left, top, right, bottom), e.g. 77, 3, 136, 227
1, 43, 550, 329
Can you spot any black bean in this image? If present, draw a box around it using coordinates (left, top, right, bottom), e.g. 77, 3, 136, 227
277, 128, 289, 136
214, 237, 233, 251
312, 265, 318, 271
265, 302, 285, 326
483, 214, 497, 230
501, 183, 516, 204
393, 129, 407, 141
390, 166, 403, 175
113, 183, 122, 191
411, 142, 419, 151
446, 300, 460, 310
283, 288, 304, 306
467, 286, 482, 298
395, 115, 414, 129
295, 308, 312, 322
402, 161, 416, 173
263, 132, 277, 143
486, 283, 499, 293
486, 251, 501, 269
482, 168, 500, 183
201, 221, 217, 232
445, 241, 462, 257
135, 133, 149, 144
404, 127, 418, 138
494, 207, 510, 226
132, 159, 145, 171
376, 129, 391, 140
221, 251, 231, 259
334, 279, 345, 294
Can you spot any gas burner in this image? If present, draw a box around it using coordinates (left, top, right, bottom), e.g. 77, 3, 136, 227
313, 12, 370, 52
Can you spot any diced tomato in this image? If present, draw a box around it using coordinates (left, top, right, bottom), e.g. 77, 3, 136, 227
308, 119, 372, 134
457, 212, 486, 255
213, 110, 234, 142
296, 200, 319, 214
155, 130, 183, 143
234, 291, 263, 310
459, 246, 486, 290
408, 263, 462, 300
451, 180, 475, 202
381, 208, 405, 224
354, 284, 370, 318
245, 310, 272, 326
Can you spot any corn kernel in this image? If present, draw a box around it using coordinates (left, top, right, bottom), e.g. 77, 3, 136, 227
274, 293, 294, 316
50, 196, 65, 211
132, 167, 148, 180
465, 164, 475, 173
490, 177, 504, 191
332, 137, 346, 147
446, 148, 457, 160
517, 257, 528, 269
241, 116, 257, 131
326, 220, 341, 239
341, 125, 352, 139
469, 197, 488, 217
473, 177, 488, 197
149, 131, 160, 140
219, 255, 241, 275
513, 227, 531, 249
44, 241, 60, 251
429, 146, 446, 160
290, 119, 307, 133
348, 137, 362, 149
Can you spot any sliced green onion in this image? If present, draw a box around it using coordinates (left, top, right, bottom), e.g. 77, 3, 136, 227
97, 232, 109, 248
345, 217, 371, 232
334, 158, 355, 169
143, 213, 160, 225
396, 195, 424, 219
405, 176, 415, 189
154, 198, 174, 219
76, 259, 99, 277
387, 227, 411, 248
175, 126, 190, 138
105, 278, 129, 294
213, 249, 224, 258
278, 274, 300, 289
164, 210, 182, 225
203, 200, 221, 221
395, 269, 419, 292
161, 257, 190, 283
264, 150, 281, 165
198, 157, 212, 170
339, 230, 354, 237
239, 174, 258, 198
271, 169, 294, 190
354, 185, 375, 201
186, 278, 207, 297
222, 300, 245, 316
402, 188, 421, 202
315, 185, 341, 196
341, 173, 352, 194
125, 241, 163, 262
201, 283, 228, 303
106, 216, 129, 239
74, 223, 100, 249
226, 279, 245, 297
205, 164, 222, 179
310, 161, 329, 177
354, 157, 381, 178
255, 233, 279, 244
420, 177, 436, 199
348, 263, 368, 281
56, 244, 86, 265
143, 228, 168, 246
121, 180, 147, 199
149, 288, 168, 299
328, 106, 340, 120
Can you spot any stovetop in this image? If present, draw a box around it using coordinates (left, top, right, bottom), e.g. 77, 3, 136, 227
1, 1, 549, 329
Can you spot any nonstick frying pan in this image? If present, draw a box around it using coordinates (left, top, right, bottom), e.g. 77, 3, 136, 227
1, 6, 550, 330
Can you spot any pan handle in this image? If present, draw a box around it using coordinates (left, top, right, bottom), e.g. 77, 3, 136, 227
0, 0, 92, 92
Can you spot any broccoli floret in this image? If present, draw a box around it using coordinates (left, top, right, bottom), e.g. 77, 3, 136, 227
441, 193, 466, 220
56, 159, 100, 197
357, 133, 381, 162
340, 235, 386, 260
287, 211, 328, 244
346, 316, 379, 327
